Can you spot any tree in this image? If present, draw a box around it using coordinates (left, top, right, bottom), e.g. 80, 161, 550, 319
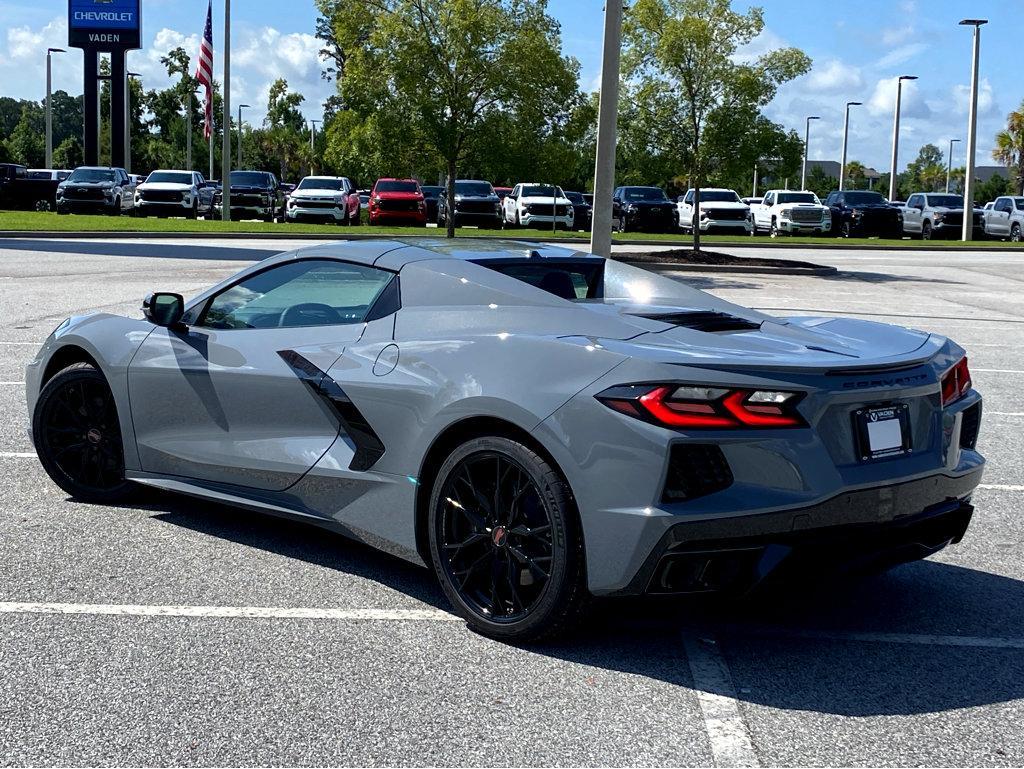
805, 165, 836, 199
263, 78, 307, 179
993, 99, 1024, 194
844, 160, 867, 190
4, 104, 45, 167
976, 173, 1011, 204
52, 136, 83, 170
319, 0, 580, 237
624, 0, 811, 251
905, 143, 946, 192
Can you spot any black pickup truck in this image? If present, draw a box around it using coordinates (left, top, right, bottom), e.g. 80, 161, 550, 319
0, 163, 63, 211
824, 189, 904, 238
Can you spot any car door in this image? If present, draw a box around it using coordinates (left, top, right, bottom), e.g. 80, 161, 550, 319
680, 190, 695, 230
990, 198, 1011, 236
128, 259, 397, 491
754, 193, 771, 229
903, 195, 923, 233
504, 185, 519, 222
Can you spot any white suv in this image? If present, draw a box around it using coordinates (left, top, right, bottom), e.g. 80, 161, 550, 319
982, 195, 1024, 242
286, 176, 359, 224
135, 170, 214, 218
676, 188, 752, 234
750, 190, 831, 236
502, 183, 574, 229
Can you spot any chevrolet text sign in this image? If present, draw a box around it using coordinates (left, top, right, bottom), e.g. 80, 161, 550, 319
69, 0, 141, 49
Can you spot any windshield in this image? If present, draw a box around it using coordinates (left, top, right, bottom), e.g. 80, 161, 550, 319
563, 191, 586, 204
623, 187, 668, 202
421, 186, 443, 198
843, 191, 886, 205
146, 172, 193, 185
696, 190, 741, 203
67, 169, 115, 183
230, 171, 271, 186
454, 181, 495, 197
297, 177, 344, 191
776, 192, 818, 204
521, 185, 562, 198
925, 194, 964, 208
375, 180, 420, 193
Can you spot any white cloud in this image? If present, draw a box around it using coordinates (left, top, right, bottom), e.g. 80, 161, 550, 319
734, 27, 789, 65
875, 42, 928, 70
867, 76, 930, 119
951, 77, 999, 119
804, 59, 863, 94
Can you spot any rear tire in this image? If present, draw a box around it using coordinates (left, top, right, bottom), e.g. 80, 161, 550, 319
428, 436, 587, 643
32, 363, 134, 504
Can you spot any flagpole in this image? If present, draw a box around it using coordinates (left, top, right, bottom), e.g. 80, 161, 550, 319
221, 0, 231, 220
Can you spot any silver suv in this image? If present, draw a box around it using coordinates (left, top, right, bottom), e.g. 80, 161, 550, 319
902, 193, 985, 240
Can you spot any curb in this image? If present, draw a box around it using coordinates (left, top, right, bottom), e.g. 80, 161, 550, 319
0, 229, 1021, 252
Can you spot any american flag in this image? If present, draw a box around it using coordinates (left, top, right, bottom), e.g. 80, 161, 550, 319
195, 0, 214, 140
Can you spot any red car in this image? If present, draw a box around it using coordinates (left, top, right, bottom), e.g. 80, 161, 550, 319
368, 178, 427, 226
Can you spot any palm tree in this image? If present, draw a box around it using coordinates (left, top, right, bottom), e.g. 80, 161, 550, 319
844, 160, 866, 189
993, 99, 1024, 194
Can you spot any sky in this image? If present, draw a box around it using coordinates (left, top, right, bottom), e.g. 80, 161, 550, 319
0, 0, 1016, 173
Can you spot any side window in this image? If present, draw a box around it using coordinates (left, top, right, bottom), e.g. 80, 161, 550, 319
684, 190, 694, 204
199, 260, 396, 330
907, 195, 920, 208
764, 193, 773, 206
1016, 200, 1024, 211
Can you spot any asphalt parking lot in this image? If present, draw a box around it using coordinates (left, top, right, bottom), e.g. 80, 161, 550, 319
1, 237, 1022, 766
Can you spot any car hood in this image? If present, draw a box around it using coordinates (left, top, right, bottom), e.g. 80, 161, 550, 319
623, 200, 672, 208
375, 191, 422, 200
227, 185, 270, 192
562, 301, 939, 372
138, 182, 192, 191
778, 202, 825, 209
697, 201, 747, 210
520, 195, 572, 205
60, 181, 115, 188
454, 195, 499, 202
290, 188, 343, 198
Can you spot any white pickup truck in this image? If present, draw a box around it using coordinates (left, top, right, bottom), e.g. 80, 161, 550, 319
675, 188, 752, 234
750, 190, 831, 236
982, 195, 1024, 241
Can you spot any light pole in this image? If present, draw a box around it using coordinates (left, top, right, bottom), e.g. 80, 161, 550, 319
221, 0, 232, 220
946, 137, 961, 193
237, 103, 250, 168
184, 89, 201, 171
801, 116, 820, 190
45, 47, 66, 169
888, 75, 917, 202
126, 72, 141, 175
309, 118, 320, 175
960, 19, 987, 241
589, 0, 622, 258
839, 101, 862, 190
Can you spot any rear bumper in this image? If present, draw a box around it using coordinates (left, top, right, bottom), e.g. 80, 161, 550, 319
623, 469, 981, 596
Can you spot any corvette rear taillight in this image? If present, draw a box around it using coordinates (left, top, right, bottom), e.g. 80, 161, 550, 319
941, 356, 972, 406
597, 384, 806, 429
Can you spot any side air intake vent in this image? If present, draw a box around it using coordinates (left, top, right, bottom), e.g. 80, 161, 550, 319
662, 444, 734, 503
630, 311, 761, 333
959, 403, 981, 450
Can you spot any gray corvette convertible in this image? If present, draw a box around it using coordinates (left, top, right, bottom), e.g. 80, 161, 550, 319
26, 239, 984, 640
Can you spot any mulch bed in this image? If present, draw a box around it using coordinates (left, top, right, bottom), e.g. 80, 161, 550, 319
621, 248, 827, 270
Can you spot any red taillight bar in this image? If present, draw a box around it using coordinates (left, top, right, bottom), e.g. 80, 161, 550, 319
599, 384, 806, 430
941, 357, 972, 407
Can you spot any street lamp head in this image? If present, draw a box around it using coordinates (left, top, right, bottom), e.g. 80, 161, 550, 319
127, 72, 142, 78
951, 137, 961, 143
959, 19, 988, 26
808, 115, 820, 121
846, 101, 863, 107
47, 47, 66, 54
898, 75, 918, 82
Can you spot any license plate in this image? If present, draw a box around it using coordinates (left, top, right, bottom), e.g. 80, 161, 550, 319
854, 404, 911, 461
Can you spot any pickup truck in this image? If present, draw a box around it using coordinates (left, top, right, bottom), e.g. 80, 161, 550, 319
982, 195, 1024, 242
675, 187, 752, 234
0, 163, 64, 211
901, 193, 985, 240
750, 190, 831, 236
824, 189, 903, 238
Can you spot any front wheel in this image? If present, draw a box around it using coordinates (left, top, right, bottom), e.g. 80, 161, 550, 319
32, 362, 134, 504
1011, 223, 1021, 243
428, 436, 587, 643
921, 220, 933, 240
770, 219, 781, 238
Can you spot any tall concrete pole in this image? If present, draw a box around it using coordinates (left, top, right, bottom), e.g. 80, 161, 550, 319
801, 116, 819, 190
589, 1, 622, 258
221, 0, 232, 220
889, 75, 917, 202
45, 49, 65, 168
960, 19, 986, 241
185, 93, 193, 172
946, 137, 960, 193
237, 104, 250, 168
839, 101, 861, 191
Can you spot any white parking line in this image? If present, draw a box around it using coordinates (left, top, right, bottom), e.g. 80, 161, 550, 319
736, 628, 1024, 650
0, 452, 35, 459
0, 601, 460, 622
0, 382, 24, 385
979, 484, 1024, 492
987, 412, 1024, 416
682, 634, 760, 768
972, 369, 1024, 374
0, 342, 38, 345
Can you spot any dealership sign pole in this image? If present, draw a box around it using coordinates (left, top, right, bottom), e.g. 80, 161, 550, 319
68, 0, 141, 168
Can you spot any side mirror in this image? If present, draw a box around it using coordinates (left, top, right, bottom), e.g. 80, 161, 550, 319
143, 292, 185, 328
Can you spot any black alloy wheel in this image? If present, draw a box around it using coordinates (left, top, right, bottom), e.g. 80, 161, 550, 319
1011, 223, 1021, 243
33, 363, 134, 504
841, 221, 853, 238
428, 436, 586, 642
